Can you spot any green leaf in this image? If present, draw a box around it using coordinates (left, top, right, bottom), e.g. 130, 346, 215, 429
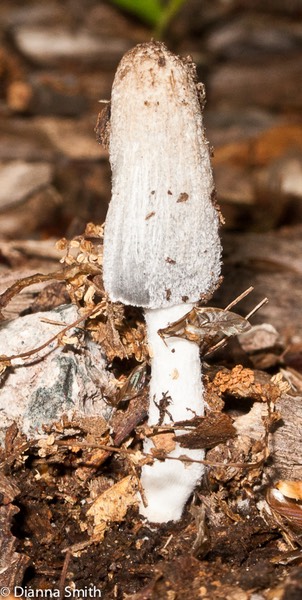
110, 0, 163, 27
156, 0, 187, 37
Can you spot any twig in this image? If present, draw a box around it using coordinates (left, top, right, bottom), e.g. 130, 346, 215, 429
0, 304, 100, 363
58, 550, 71, 599
0, 440, 30, 468
204, 294, 268, 357
0, 263, 100, 316
54, 439, 265, 471
245, 297, 269, 320
224, 286, 254, 311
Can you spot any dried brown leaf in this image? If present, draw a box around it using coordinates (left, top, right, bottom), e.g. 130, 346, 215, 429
95, 104, 111, 148
0, 471, 20, 505
89, 319, 126, 361
87, 475, 138, 540
158, 307, 250, 353
151, 432, 176, 455
0, 473, 30, 586
174, 413, 237, 450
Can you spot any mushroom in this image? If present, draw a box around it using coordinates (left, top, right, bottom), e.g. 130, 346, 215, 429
102, 41, 222, 522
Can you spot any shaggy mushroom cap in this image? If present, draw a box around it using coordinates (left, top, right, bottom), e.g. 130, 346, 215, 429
103, 41, 221, 309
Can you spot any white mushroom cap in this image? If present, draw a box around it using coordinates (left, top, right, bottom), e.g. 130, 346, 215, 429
103, 41, 221, 309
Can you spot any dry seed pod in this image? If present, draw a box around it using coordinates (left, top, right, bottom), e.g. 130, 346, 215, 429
102, 42, 222, 523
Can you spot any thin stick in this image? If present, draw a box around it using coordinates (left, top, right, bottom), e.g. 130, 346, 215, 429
0, 263, 100, 314
55, 440, 265, 471
245, 297, 269, 320
224, 286, 254, 312
205, 295, 268, 356
0, 305, 99, 363
59, 550, 71, 599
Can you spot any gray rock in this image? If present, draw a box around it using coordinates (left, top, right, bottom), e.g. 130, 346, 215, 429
205, 15, 302, 60
0, 120, 54, 162
0, 161, 52, 211
13, 26, 129, 66
35, 117, 108, 160
26, 73, 88, 117
0, 304, 114, 442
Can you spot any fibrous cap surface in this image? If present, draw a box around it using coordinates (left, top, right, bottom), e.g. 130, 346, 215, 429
103, 41, 222, 309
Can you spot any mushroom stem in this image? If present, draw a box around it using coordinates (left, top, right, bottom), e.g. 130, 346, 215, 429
140, 304, 205, 523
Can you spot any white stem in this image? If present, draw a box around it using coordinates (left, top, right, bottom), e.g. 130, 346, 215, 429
139, 304, 205, 523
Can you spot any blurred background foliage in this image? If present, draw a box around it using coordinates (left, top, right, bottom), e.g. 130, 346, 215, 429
0, 0, 301, 239
110, 0, 187, 36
